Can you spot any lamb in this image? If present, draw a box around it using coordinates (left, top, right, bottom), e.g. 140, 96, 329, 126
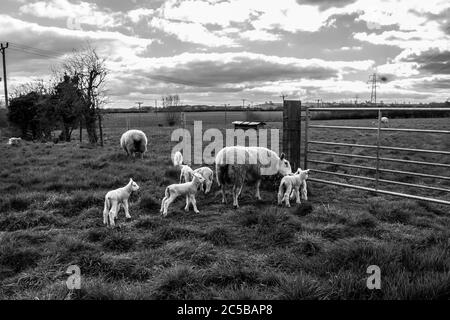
193, 167, 214, 194
160, 172, 205, 216
103, 178, 140, 227
172, 151, 195, 184
278, 169, 310, 207
7, 137, 22, 146
120, 130, 148, 159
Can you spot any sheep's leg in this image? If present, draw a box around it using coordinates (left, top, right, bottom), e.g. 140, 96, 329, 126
221, 185, 227, 204
255, 179, 262, 200
123, 200, 131, 219
184, 195, 190, 212
277, 184, 284, 206
160, 197, 167, 214
295, 187, 301, 204
301, 181, 308, 201
163, 195, 177, 216
190, 195, 199, 214
179, 172, 184, 184
103, 199, 109, 225
233, 184, 243, 209
284, 185, 292, 207
109, 200, 119, 226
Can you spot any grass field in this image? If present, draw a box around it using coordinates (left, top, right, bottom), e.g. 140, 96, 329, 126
0, 117, 449, 300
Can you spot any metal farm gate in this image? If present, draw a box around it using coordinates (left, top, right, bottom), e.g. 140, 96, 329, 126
288, 106, 450, 206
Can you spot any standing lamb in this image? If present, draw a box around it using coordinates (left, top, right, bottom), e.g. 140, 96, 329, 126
215, 146, 292, 208
172, 151, 194, 183
120, 130, 148, 159
381, 116, 389, 125
193, 167, 214, 194
103, 178, 140, 227
278, 169, 310, 207
160, 172, 205, 216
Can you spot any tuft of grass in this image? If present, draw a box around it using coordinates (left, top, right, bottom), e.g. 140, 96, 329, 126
0, 245, 42, 276
164, 167, 179, 180
102, 231, 137, 252
275, 273, 328, 300
152, 265, 202, 299
138, 194, 160, 212
204, 227, 233, 246
0, 210, 64, 231
367, 198, 418, 223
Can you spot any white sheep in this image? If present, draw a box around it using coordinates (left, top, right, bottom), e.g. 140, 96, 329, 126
120, 130, 148, 159
371, 117, 389, 126
172, 151, 194, 184
172, 151, 213, 193
103, 178, 140, 227
193, 167, 214, 194
160, 172, 205, 216
278, 169, 310, 207
7, 137, 22, 146
173, 151, 183, 167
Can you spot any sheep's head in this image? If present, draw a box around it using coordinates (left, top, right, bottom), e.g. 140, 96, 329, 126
203, 175, 213, 194
193, 173, 205, 185
277, 153, 292, 176
129, 178, 140, 192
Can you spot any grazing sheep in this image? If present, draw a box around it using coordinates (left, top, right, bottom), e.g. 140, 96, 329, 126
215, 146, 292, 208
193, 167, 214, 194
172, 151, 195, 184
278, 169, 310, 207
371, 117, 389, 126
120, 130, 148, 159
103, 178, 140, 227
160, 172, 205, 216
7, 137, 22, 146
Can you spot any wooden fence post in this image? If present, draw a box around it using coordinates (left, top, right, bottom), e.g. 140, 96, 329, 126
282, 100, 302, 170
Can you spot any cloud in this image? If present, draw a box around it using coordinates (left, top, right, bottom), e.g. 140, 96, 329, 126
149, 17, 236, 47
298, 0, 357, 10
400, 49, 450, 74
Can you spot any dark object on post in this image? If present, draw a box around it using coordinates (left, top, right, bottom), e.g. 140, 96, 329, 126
232, 121, 266, 130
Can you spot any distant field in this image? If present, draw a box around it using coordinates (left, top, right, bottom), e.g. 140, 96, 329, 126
0, 117, 448, 299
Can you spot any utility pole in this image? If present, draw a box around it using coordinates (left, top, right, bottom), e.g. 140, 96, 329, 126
368, 73, 380, 105
280, 94, 288, 102
242, 99, 246, 109
1, 43, 8, 109
136, 101, 143, 111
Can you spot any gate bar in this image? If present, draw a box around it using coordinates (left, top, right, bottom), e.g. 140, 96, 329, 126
308, 140, 450, 155
310, 169, 450, 193
308, 178, 450, 205
308, 150, 450, 168
308, 159, 450, 181
309, 125, 450, 135
308, 107, 450, 111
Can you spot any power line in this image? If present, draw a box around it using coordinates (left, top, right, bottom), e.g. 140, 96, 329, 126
8, 47, 65, 62
8, 42, 67, 57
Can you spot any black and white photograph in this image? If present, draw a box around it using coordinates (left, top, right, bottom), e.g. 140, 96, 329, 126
0, 0, 449, 306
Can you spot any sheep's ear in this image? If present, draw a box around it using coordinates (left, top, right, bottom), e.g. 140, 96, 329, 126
280, 153, 285, 160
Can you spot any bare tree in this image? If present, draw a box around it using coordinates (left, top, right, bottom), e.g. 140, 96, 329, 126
162, 94, 182, 126
61, 44, 107, 144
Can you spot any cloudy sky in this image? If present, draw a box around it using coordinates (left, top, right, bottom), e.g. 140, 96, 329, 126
1, 0, 449, 107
